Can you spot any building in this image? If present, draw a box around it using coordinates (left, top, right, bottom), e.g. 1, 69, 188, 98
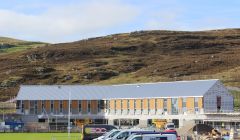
15, 79, 234, 128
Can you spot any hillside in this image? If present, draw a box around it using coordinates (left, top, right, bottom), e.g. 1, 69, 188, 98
0, 37, 47, 54
0, 29, 240, 101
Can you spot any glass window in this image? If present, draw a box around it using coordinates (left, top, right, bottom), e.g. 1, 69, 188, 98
141, 100, 143, 113
34, 101, 38, 114
194, 97, 199, 108
163, 99, 167, 111
78, 100, 82, 113
183, 98, 187, 108
50, 100, 54, 113
59, 101, 63, 113
87, 101, 91, 113
42, 101, 45, 113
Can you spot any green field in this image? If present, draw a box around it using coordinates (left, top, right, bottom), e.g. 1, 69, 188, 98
0, 133, 82, 140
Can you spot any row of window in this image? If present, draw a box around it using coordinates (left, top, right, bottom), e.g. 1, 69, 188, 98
110, 98, 200, 111
17, 100, 104, 114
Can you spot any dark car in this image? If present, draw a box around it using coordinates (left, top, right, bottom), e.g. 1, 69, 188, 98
83, 124, 117, 140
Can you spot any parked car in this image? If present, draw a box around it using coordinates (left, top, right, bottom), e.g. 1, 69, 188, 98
93, 129, 120, 140
126, 134, 177, 140
110, 129, 159, 140
83, 124, 117, 140
164, 129, 180, 140
165, 123, 175, 130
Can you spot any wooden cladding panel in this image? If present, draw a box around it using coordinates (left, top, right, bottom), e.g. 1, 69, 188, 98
82, 100, 87, 113
91, 100, 97, 114
198, 97, 203, 109
149, 99, 155, 109
54, 100, 59, 112
116, 100, 121, 110
157, 99, 163, 109
129, 100, 134, 110
186, 97, 194, 109
109, 100, 115, 110
37, 100, 42, 113
63, 100, 68, 110
72, 100, 78, 109
178, 98, 183, 109
122, 100, 128, 109
24, 100, 29, 110
143, 99, 148, 109
136, 99, 141, 109
45, 100, 51, 112
167, 98, 171, 111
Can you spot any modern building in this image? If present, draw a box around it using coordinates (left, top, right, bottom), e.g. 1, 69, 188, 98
16, 79, 234, 128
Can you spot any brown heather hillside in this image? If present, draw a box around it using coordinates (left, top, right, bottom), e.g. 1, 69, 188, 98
0, 29, 240, 101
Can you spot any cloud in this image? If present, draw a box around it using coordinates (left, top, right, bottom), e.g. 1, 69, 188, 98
0, 0, 139, 43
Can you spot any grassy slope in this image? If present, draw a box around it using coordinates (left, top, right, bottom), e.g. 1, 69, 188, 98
0, 37, 47, 54
0, 133, 82, 140
0, 29, 240, 102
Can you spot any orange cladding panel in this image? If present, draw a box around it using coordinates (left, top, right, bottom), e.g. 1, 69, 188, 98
122, 100, 127, 109
143, 99, 148, 109
186, 97, 194, 110
198, 97, 203, 109
110, 100, 115, 110
157, 99, 163, 109
136, 99, 141, 109
149, 99, 155, 109
167, 99, 171, 111
129, 100, 134, 110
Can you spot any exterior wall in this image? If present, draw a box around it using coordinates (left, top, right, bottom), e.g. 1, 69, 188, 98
82, 100, 88, 114
63, 100, 68, 114
91, 100, 98, 114
156, 99, 163, 115
45, 100, 51, 114
204, 81, 234, 112
167, 98, 171, 114
135, 99, 141, 115
72, 100, 78, 114
178, 98, 183, 113
186, 97, 194, 113
54, 100, 59, 114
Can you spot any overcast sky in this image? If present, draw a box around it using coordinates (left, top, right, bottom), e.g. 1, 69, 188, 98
0, 0, 240, 43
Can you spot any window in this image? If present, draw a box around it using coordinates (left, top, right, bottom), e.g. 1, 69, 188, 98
97, 100, 100, 113
132, 136, 142, 140
182, 98, 187, 108
78, 101, 82, 113
155, 99, 158, 109
42, 101, 45, 113
148, 99, 150, 113
141, 100, 143, 113
194, 98, 199, 108
59, 101, 63, 113
163, 99, 167, 112
134, 100, 136, 114
114, 100, 117, 114
34, 101, 38, 114
21, 101, 24, 113
88, 101, 91, 113
16, 100, 21, 109
50, 100, 54, 113
70, 100, 72, 113
120, 100, 123, 113
127, 100, 130, 114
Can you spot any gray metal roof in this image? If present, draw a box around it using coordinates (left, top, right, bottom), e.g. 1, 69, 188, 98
16, 79, 219, 100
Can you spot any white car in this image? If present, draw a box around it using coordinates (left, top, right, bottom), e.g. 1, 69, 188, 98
94, 129, 120, 140
126, 134, 177, 140
110, 129, 157, 140
165, 123, 175, 130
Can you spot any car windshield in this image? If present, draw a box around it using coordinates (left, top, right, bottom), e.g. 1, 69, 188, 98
167, 125, 174, 128
103, 130, 117, 137
108, 130, 120, 138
